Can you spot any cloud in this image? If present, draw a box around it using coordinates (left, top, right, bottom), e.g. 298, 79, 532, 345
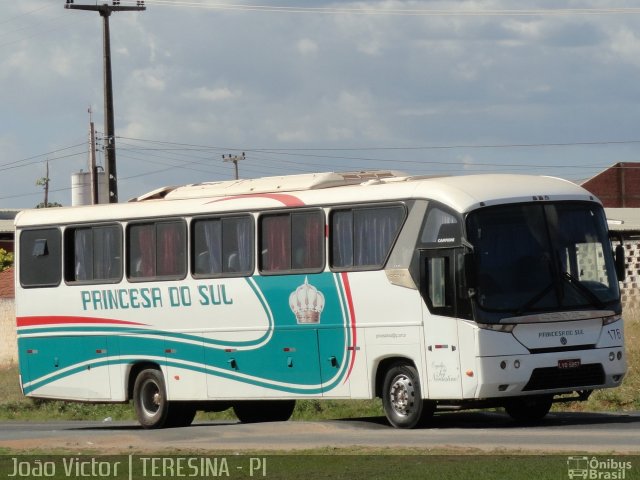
297, 38, 319, 56
184, 86, 241, 102
607, 27, 640, 68
132, 68, 167, 92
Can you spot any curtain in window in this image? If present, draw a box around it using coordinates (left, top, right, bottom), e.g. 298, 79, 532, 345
136, 225, 156, 277
332, 211, 353, 268
157, 224, 182, 276
74, 229, 92, 281
262, 216, 290, 271
304, 214, 323, 268
202, 220, 222, 274
292, 213, 323, 269
95, 227, 120, 280
235, 218, 252, 273
355, 208, 402, 266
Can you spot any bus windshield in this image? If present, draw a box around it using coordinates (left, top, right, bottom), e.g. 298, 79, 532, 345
466, 202, 620, 317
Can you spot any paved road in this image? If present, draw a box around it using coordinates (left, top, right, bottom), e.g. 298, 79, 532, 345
0, 411, 638, 453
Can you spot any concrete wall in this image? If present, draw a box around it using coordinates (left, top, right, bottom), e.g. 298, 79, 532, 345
621, 239, 640, 311
0, 298, 16, 367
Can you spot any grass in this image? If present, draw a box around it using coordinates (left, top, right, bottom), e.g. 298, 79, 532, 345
560, 306, 640, 412
1, 308, 637, 421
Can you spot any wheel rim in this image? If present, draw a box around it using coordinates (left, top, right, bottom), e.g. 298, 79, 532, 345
140, 379, 162, 418
389, 373, 415, 417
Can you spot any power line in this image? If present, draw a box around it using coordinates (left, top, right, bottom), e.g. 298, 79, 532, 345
119, 1, 640, 17
0, 4, 54, 27
116, 135, 640, 153
0, 143, 87, 171
114, 135, 640, 171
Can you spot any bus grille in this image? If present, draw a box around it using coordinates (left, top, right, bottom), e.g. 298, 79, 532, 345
523, 364, 605, 391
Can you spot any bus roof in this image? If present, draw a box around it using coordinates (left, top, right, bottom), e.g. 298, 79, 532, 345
15, 172, 598, 227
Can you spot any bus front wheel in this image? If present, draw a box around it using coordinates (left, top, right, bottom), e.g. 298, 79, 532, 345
382, 363, 432, 429
504, 395, 553, 422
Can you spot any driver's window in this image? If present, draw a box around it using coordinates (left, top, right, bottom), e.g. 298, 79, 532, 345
429, 257, 447, 307
425, 254, 454, 316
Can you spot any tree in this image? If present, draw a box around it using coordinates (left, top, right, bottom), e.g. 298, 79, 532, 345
35, 160, 63, 208
0, 248, 13, 271
35, 202, 63, 209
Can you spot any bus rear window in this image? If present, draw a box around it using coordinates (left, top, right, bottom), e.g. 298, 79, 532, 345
20, 228, 62, 288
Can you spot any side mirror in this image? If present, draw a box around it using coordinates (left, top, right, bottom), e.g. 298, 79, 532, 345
614, 244, 626, 282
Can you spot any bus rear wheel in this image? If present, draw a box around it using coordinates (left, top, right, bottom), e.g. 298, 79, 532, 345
382, 363, 432, 429
133, 368, 196, 429
233, 400, 296, 423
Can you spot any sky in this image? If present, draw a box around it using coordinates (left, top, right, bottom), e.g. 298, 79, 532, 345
2, 0, 640, 208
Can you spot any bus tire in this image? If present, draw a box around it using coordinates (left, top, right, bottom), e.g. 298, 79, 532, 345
166, 403, 197, 428
133, 368, 170, 429
233, 400, 296, 423
504, 395, 552, 422
382, 363, 431, 429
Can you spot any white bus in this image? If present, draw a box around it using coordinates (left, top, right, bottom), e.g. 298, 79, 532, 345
15, 171, 627, 429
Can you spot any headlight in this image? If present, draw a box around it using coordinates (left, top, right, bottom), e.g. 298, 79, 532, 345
602, 315, 622, 326
477, 323, 515, 333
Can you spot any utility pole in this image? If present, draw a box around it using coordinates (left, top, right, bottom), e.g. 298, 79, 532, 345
88, 107, 99, 204
65, 0, 146, 203
36, 160, 50, 208
222, 153, 245, 180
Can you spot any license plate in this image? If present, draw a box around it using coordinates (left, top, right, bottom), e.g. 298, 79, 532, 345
558, 359, 581, 369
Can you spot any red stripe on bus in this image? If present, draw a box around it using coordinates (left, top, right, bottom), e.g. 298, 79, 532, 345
17, 316, 145, 328
208, 193, 305, 207
341, 272, 358, 383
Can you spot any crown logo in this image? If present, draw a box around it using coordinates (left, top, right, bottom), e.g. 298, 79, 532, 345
289, 277, 325, 324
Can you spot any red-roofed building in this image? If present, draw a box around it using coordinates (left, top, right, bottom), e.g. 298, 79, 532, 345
581, 162, 640, 208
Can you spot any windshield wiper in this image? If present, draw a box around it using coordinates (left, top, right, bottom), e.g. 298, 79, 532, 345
561, 271, 605, 309
514, 281, 555, 316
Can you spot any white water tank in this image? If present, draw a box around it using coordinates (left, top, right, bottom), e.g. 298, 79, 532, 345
71, 170, 109, 206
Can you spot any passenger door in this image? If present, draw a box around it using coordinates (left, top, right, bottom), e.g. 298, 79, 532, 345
421, 249, 463, 399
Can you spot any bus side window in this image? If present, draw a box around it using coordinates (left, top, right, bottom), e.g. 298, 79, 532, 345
192, 216, 253, 277
259, 210, 324, 274
20, 228, 62, 288
65, 225, 122, 283
128, 220, 186, 281
330, 205, 405, 270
